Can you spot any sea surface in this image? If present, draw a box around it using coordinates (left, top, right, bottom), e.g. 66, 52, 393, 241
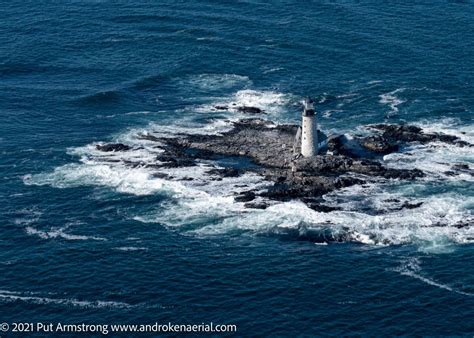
1, 1, 473, 336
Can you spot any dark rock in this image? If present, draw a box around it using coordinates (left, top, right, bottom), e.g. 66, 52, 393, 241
156, 154, 196, 168
214, 105, 229, 110
151, 172, 170, 179
383, 168, 424, 180
96, 143, 131, 152
394, 201, 423, 210
360, 136, 399, 154
452, 164, 469, 170
237, 106, 265, 114
446, 163, 473, 177
307, 204, 341, 212
234, 191, 256, 202
428, 219, 473, 229
146, 119, 446, 206
370, 124, 470, 146
326, 135, 363, 158
244, 202, 268, 209
453, 220, 474, 229
260, 186, 310, 201
137, 134, 161, 142
206, 168, 240, 178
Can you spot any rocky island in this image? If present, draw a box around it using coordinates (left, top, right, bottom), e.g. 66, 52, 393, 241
95, 101, 472, 213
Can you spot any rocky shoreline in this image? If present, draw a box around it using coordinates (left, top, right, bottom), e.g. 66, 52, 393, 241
97, 117, 472, 211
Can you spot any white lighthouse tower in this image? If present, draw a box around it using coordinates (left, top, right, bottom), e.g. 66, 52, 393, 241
301, 98, 318, 157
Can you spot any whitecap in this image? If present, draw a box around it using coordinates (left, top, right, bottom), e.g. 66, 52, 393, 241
25, 226, 106, 241
379, 88, 406, 116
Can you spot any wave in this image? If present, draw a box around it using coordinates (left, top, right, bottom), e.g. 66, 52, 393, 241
181, 73, 252, 91
196, 89, 294, 119
379, 88, 406, 116
76, 90, 122, 105
130, 73, 169, 90
0, 290, 133, 309
25, 226, 106, 241
394, 257, 474, 296
114, 246, 148, 251
109, 14, 173, 24
262, 67, 284, 74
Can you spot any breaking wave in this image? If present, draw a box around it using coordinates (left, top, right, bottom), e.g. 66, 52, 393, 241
195, 89, 295, 120
379, 88, 406, 116
383, 118, 474, 181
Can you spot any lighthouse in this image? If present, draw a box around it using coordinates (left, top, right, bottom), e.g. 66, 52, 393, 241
301, 98, 318, 157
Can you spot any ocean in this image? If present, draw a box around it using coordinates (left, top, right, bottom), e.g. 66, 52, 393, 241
1, 1, 473, 336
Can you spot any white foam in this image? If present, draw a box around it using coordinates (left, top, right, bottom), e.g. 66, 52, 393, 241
25, 226, 106, 241
413, 118, 474, 144
196, 37, 221, 41
24, 162, 207, 197
262, 67, 284, 74
232, 89, 291, 112
184, 74, 251, 91
125, 111, 153, 115
0, 290, 132, 309
114, 246, 148, 251
197, 89, 293, 118
14, 208, 42, 226
145, 118, 235, 137
394, 257, 474, 296
171, 182, 473, 247
379, 88, 406, 116
382, 119, 474, 181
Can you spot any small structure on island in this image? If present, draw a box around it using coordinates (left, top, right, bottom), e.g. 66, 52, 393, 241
292, 97, 328, 158
301, 98, 318, 157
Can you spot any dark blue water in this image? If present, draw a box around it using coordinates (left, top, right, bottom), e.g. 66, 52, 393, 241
1, 1, 474, 336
